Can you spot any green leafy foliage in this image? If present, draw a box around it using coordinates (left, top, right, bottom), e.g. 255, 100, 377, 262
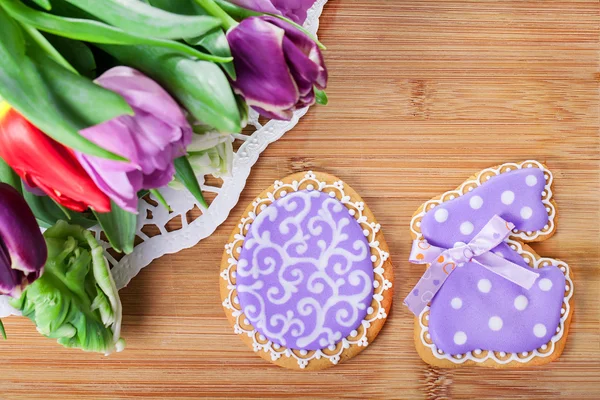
174, 156, 208, 208
0, 6, 129, 159
28, 48, 132, 129
29, 0, 52, 11
10, 221, 124, 354
93, 201, 137, 254
149, 188, 171, 212
213, 0, 260, 19
98, 44, 241, 133
22, 188, 97, 229
0, 0, 231, 62
315, 87, 328, 105
146, 0, 206, 15
2, 0, 230, 63
45, 34, 96, 77
62, 0, 221, 39
186, 28, 235, 79
0, 157, 22, 194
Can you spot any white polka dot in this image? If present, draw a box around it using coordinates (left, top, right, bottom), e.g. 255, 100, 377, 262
521, 207, 533, 220
477, 279, 492, 293
460, 221, 474, 235
501, 190, 515, 205
514, 295, 528, 311
494, 251, 504, 258
533, 324, 547, 338
538, 278, 553, 291
488, 316, 503, 331
469, 195, 484, 210
451, 297, 463, 309
526, 175, 538, 187
434, 208, 449, 223
453, 331, 467, 345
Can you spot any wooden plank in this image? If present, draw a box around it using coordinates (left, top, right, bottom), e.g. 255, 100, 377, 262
1, 1, 598, 398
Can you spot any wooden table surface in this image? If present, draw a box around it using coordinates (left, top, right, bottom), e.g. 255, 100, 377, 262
2, 1, 599, 399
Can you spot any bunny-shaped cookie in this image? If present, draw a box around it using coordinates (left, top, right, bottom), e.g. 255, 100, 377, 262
407, 161, 573, 368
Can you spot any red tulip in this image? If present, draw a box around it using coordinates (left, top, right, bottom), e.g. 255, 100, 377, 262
0, 103, 111, 213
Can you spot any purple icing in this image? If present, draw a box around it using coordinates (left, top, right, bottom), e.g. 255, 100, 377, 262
236, 190, 374, 351
420, 168, 565, 354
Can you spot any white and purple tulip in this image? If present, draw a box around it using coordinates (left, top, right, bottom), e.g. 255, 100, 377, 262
228, 0, 316, 24
0, 183, 47, 297
227, 16, 327, 121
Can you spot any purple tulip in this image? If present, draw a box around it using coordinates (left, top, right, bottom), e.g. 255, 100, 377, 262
75, 67, 193, 213
0, 183, 47, 297
228, 0, 316, 24
227, 16, 327, 120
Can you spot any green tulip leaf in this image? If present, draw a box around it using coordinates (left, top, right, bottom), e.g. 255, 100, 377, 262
213, 0, 260, 19
93, 201, 137, 254
98, 44, 241, 133
62, 0, 221, 40
149, 188, 171, 212
0, 6, 127, 160
45, 34, 96, 78
315, 87, 328, 105
174, 156, 208, 208
28, 49, 131, 129
0, 157, 22, 195
236, 94, 249, 127
147, 0, 206, 15
186, 28, 235, 79
29, 0, 52, 11
21, 186, 97, 229
1, 0, 231, 63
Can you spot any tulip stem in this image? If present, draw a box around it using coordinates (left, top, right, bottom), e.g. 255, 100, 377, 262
19, 23, 79, 75
193, 0, 238, 30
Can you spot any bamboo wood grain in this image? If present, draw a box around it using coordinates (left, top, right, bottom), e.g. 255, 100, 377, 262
1, 1, 599, 398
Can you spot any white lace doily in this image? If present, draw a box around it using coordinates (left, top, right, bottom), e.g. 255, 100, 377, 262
0, 0, 328, 319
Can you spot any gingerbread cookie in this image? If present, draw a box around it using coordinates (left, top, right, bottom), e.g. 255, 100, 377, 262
405, 160, 573, 368
220, 171, 393, 370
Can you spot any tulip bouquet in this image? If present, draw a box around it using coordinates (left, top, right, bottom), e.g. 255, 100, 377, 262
0, 0, 327, 353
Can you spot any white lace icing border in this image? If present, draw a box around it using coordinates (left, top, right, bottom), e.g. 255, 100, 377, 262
410, 160, 573, 365
220, 171, 392, 369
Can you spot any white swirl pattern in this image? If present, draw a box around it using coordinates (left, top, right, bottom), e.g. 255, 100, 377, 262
236, 190, 374, 350
222, 172, 392, 368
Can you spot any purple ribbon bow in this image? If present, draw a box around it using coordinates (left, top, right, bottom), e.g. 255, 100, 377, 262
404, 215, 540, 316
